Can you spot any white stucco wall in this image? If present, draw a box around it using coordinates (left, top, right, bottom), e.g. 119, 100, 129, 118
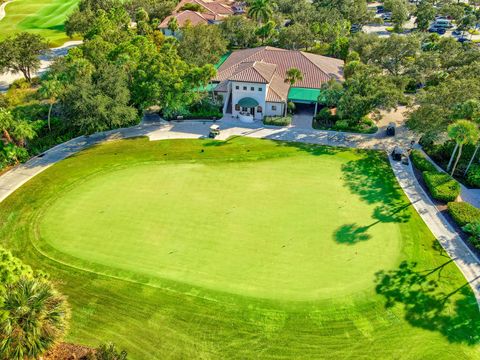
265, 102, 285, 117
231, 81, 267, 120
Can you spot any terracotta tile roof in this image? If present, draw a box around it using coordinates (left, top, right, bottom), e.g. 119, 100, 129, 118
159, 10, 209, 27
160, 0, 233, 27
266, 74, 290, 102
215, 46, 344, 88
228, 61, 277, 83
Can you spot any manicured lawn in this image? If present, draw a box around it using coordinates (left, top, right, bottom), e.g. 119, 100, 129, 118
0, 137, 478, 359
0, 0, 79, 46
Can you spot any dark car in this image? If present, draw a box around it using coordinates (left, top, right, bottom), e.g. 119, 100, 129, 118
386, 122, 396, 137
376, 5, 384, 13
350, 24, 362, 33
452, 29, 462, 36
458, 37, 471, 43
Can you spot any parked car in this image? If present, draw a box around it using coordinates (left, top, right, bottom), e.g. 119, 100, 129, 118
386, 122, 396, 137
350, 24, 362, 33
452, 29, 462, 36
458, 37, 472, 43
382, 12, 392, 21
376, 5, 385, 13
428, 26, 446, 34
434, 19, 453, 28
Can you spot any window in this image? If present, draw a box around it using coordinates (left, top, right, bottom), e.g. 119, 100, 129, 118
272, 105, 277, 111
258, 87, 262, 91
243, 86, 247, 90
242, 107, 248, 112
235, 86, 239, 90
235, 104, 240, 111
257, 106, 262, 113
251, 87, 254, 91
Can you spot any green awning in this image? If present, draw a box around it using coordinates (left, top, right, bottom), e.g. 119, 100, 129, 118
288, 87, 325, 103
215, 52, 232, 69
238, 97, 259, 107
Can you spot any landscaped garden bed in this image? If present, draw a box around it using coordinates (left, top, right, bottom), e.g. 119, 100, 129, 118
263, 115, 292, 126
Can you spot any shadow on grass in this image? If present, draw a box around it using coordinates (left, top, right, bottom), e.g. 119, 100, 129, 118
375, 260, 480, 345
335, 224, 371, 244
334, 153, 414, 244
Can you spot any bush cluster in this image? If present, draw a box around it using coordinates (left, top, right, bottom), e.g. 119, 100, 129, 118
466, 164, 480, 188
422, 171, 460, 202
410, 150, 437, 172
447, 201, 480, 227
263, 116, 292, 126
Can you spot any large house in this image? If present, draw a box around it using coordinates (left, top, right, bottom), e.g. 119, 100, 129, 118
212, 47, 344, 121
159, 0, 240, 35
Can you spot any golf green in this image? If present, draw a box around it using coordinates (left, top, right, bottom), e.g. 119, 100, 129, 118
0, 137, 479, 359
0, 0, 79, 46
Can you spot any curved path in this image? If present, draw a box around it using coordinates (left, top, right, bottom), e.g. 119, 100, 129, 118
0, 119, 479, 307
0, 1, 13, 22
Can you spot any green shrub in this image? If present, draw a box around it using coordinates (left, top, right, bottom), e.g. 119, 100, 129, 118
462, 222, 480, 250
423, 171, 460, 202
466, 164, 480, 188
263, 116, 292, 126
411, 150, 437, 172
448, 201, 480, 227
334, 119, 350, 131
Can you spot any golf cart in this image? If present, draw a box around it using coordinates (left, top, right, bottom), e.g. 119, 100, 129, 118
391, 146, 404, 161
208, 124, 220, 138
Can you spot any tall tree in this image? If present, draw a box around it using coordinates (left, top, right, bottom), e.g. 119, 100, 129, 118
446, 120, 479, 175
0, 33, 49, 82
178, 24, 227, 66
38, 77, 63, 132
0, 277, 70, 360
248, 0, 273, 23
220, 16, 258, 48
415, 1, 436, 31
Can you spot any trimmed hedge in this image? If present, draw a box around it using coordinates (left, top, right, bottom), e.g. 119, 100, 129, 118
448, 201, 480, 227
466, 164, 480, 188
423, 171, 460, 202
263, 116, 292, 126
410, 150, 437, 173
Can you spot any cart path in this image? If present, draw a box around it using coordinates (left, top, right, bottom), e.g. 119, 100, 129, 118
0, 1, 13, 22
0, 119, 478, 308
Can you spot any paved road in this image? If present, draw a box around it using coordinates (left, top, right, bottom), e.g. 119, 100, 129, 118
0, 118, 478, 308
0, 40, 82, 92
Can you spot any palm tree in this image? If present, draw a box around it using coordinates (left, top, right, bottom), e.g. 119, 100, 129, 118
284, 67, 303, 87
0, 277, 70, 360
12, 120, 36, 148
0, 107, 14, 144
167, 17, 179, 36
247, 0, 272, 24
38, 78, 62, 132
95, 342, 128, 360
446, 119, 479, 176
256, 20, 275, 45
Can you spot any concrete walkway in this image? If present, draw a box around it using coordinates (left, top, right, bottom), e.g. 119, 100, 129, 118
0, 118, 479, 307
390, 157, 480, 306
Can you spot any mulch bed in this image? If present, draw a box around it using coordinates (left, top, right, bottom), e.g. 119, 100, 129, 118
45, 343, 94, 360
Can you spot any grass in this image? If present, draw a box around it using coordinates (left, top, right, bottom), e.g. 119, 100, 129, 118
0, 0, 79, 46
0, 137, 479, 358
